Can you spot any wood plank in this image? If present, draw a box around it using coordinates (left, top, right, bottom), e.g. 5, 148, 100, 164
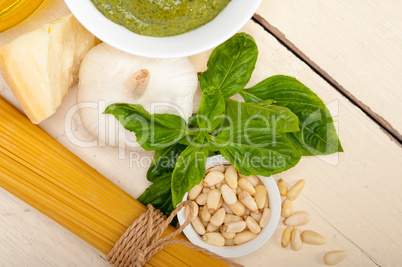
0, 1, 401, 266
255, 0, 402, 142
192, 21, 402, 266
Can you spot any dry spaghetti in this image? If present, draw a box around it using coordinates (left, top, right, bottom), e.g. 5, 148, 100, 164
0, 96, 227, 266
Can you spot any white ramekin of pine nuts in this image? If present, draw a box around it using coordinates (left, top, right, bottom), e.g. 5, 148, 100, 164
177, 155, 281, 258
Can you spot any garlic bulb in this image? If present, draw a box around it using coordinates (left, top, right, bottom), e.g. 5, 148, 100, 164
77, 43, 198, 151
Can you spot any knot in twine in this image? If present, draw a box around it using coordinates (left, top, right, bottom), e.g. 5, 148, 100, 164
107, 201, 243, 267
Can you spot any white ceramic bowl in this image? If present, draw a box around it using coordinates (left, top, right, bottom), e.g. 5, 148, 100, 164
177, 155, 281, 258
64, 0, 262, 58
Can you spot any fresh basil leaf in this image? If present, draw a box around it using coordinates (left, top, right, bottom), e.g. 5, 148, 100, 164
200, 33, 258, 99
196, 86, 225, 132
240, 90, 263, 102
146, 143, 187, 182
104, 103, 189, 151
188, 113, 198, 129
212, 120, 301, 176
225, 99, 299, 133
171, 134, 208, 207
138, 173, 174, 216
242, 75, 343, 155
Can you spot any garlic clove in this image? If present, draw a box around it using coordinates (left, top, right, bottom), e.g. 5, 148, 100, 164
77, 43, 198, 151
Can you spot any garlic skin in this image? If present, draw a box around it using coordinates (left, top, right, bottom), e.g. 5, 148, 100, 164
77, 43, 198, 151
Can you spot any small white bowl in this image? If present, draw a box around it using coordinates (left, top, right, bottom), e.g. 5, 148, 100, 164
177, 155, 281, 258
64, 0, 262, 58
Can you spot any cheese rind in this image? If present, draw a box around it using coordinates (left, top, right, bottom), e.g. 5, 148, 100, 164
0, 14, 99, 124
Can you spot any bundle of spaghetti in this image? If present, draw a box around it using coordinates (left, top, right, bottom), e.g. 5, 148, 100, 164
0, 96, 226, 267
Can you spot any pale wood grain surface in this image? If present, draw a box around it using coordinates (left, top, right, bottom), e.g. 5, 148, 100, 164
256, 0, 402, 139
1, 1, 402, 266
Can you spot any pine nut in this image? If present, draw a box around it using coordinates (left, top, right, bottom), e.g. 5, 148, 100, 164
324, 251, 347, 266
224, 214, 243, 224
254, 185, 267, 210
250, 211, 262, 223
245, 209, 251, 215
238, 191, 258, 212
281, 228, 291, 247
236, 187, 242, 195
221, 221, 247, 233
195, 193, 207, 206
220, 226, 236, 239
222, 202, 233, 215
188, 183, 203, 200
202, 187, 211, 193
191, 217, 206, 235
245, 216, 261, 234
259, 208, 271, 228
234, 230, 257, 245
210, 207, 226, 227
291, 227, 302, 251
264, 195, 269, 209
207, 189, 221, 212
224, 165, 238, 189
246, 175, 260, 187
239, 178, 256, 196
206, 165, 226, 174
203, 171, 225, 187
202, 233, 225, 246
206, 222, 220, 233
201, 205, 211, 222
283, 211, 310, 226
227, 200, 246, 217
221, 184, 237, 205
217, 196, 223, 210
287, 179, 305, 201
185, 201, 199, 221
238, 173, 248, 178
277, 179, 288, 196
301, 230, 327, 245
222, 232, 236, 239
281, 199, 292, 217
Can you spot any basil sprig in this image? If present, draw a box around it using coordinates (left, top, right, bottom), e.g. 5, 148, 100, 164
105, 33, 342, 213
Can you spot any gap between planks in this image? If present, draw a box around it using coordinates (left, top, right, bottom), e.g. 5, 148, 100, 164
252, 13, 402, 146
302, 196, 381, 267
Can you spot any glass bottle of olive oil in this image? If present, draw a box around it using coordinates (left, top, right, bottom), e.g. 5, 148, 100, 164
0, 0, 46, 32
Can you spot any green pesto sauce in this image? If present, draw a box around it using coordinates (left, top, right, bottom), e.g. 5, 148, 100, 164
91, 0, 231, 37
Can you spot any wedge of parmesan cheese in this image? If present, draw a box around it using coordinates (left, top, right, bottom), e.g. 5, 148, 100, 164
0, 14, 99, 124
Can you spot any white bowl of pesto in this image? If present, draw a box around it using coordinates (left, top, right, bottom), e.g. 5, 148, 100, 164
177, 155, 281, 258
64, 0, 262, 58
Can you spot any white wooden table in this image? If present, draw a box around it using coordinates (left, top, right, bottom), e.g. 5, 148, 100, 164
1, 0, 401, 266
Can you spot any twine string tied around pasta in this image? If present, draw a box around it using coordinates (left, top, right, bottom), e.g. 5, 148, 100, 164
107, 200, 243, 267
